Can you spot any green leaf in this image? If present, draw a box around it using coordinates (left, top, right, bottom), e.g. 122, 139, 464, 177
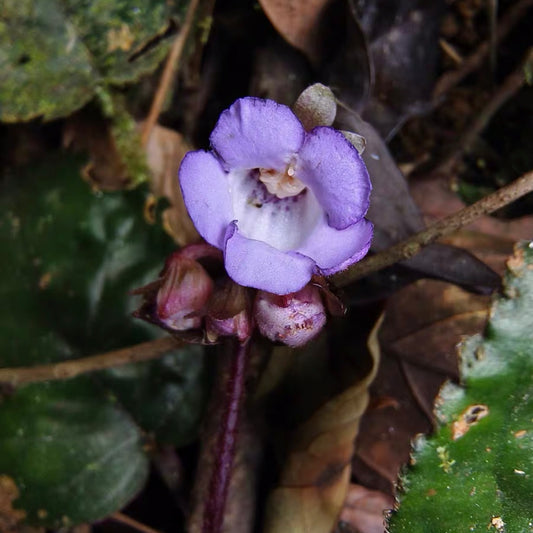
0, 378, 149, 528
0, 154, 210, 523
0, 154, 173, 360
101, 344, 209, 447
388, 242, 533, 533
0, 0, 177, 122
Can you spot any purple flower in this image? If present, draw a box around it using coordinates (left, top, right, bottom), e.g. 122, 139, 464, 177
179, 96, 373, 295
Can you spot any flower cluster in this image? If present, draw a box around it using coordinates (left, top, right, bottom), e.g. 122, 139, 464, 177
179, 92, 372, 296
135, 85, 372, 347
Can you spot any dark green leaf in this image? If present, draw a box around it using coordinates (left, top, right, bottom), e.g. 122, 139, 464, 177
0, 378, 149, 528
0, 154, 210, 523
101, 344, 209, 447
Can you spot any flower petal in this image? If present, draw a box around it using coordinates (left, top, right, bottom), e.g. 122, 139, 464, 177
297, 218, 373, 275
224, 223, 316, 295
228, 169, 322, 251
210, 97, 305, 171
297, 127, 372, 229
179, 150, 233, 249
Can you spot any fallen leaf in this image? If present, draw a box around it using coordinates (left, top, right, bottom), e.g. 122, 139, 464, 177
353, 279, 489, 494
144, 123, 200, 246
0, 475, 26, 532
63, 112, 130, 190
258, 0, 333, 64
337, 484, 394, 533
354, 1, 446, 139
335, 109, 500, 298
263, 316, 383, 533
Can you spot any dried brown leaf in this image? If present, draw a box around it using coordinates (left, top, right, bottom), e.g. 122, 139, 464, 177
143, 124, 200, 246
264, 317, 383, 533
63, 113, 129, 190
0, 475, 26, 533
337, 484, 394, 533
258, 0, 333, 63
353, 279, 489, 494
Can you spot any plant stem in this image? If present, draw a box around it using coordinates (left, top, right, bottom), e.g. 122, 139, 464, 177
0, 336, 181, 387
331, 170, 533, 287
200, 340, 250, 533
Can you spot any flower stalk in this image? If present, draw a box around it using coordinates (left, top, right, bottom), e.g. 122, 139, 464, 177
188, 339, 251, 533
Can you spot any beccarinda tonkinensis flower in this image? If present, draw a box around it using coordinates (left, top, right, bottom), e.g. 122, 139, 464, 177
179, 90, 373, 296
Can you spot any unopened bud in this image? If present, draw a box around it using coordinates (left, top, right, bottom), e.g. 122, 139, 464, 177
136, 252, 213, 331
254, 285, 326, 347
293, 83, 337, 131
155, 252, 214, 331
206, 282, 252, 342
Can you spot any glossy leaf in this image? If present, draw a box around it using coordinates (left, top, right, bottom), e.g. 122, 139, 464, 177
0, 378, 149, 528
0, 154, 209, 524
388, 243, 533, 532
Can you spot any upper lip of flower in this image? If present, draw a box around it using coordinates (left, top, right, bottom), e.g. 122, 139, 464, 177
179, 96, 373, 295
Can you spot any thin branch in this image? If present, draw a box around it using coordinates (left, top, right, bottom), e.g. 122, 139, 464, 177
433, 0, 533, 101
0, 336, 181, 387
141, 0, 201, 146
111, 512, 162, 533
331, 170, 533, 287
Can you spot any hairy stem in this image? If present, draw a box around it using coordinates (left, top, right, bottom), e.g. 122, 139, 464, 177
0, 336, 181, 387
331, 170, 533, 287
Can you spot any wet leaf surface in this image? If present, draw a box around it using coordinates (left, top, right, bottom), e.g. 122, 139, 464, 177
388, 243, 533, 532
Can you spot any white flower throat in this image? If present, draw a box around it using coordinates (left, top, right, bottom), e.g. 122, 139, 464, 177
258, 163, 306, 199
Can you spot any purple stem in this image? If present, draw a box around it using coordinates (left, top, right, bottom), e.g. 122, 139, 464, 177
202, 339, 250, 533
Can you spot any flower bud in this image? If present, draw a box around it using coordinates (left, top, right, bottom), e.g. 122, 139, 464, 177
156, 252, 214, 331
254, 285, 326, 347
206, 281, 252, 343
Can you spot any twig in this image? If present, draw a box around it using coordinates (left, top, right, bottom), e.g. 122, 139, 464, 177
0, 336, 181, 387
433, 48, 532, 177
111, 512, 162, 533
433, 0, 533, 101
141, 0, 201, 146
330, 170, 533, 287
